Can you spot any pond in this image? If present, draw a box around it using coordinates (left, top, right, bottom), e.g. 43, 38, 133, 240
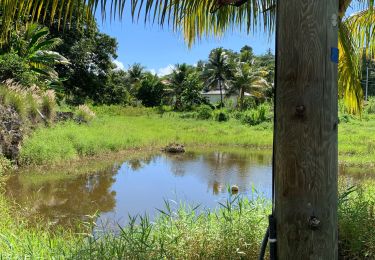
5, 149, 272, 227
4, 149, 374, 229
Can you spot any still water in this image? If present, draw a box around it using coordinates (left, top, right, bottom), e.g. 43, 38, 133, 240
5, 150, 272, 227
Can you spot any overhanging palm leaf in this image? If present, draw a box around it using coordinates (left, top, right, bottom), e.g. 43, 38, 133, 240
1, 0, 375, 112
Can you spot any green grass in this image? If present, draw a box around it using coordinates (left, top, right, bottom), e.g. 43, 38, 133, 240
339, 181, 375, 258
339, 115, 375, 166
0, 183, 373, 259
20, 114, 273, 165
0, 189, 270, 259
19, 110, 375, 167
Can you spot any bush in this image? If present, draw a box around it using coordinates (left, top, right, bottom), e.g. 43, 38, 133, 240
41, 90, 56, 122
75, 105, 96, 123
0, 156, 12, 175
213, 110, 229, 122
241, 104, 270, 126
196, 105, 213, 120
0, 53, 39, 87
365, 97, 375, 114
179, 112, 198, 119
339, 184, 375, 258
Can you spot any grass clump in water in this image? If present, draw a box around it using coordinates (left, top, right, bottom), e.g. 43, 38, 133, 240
72, 195, 270, 259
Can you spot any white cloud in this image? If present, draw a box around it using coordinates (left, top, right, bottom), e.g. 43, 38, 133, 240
157, 65, 174, 76
113, 60, 125, 71
148, 65, 175, 77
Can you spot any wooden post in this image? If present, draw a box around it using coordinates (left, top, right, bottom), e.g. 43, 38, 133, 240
274, 0, 339, 259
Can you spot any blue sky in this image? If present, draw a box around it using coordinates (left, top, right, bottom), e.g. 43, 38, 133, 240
96, 3, 361, 75
98, 16, 275, 75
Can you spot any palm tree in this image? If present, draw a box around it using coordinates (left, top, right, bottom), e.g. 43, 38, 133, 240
0, 1, 374, 112
12, 24, 69, 82
169, 63, 191, 110
230, 62, 270, 110
128, 0, 374, 113
127, 63, 145, 96
202, 48, 234, 107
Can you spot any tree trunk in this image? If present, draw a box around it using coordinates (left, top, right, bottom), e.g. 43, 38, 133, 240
219, 80, 223, 108
239, 87, 245, 110
274, 0, 339, 259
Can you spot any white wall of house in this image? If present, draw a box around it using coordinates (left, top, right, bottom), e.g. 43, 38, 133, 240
202, 92, 238, 107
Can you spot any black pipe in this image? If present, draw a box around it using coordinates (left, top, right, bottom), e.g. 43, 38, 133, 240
258, 227, 269, 260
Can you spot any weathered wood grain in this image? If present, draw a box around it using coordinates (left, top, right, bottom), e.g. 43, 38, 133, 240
274, 0, 338, 259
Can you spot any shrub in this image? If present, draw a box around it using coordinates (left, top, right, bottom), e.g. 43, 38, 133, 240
0, 156, 12, 175
213, 110, 229, 122
179, 112, 198, 119
41, 90, 56, 121
157, 105, 173, 114
196, 105, 213, 120
339, 184, 375, 259
0, 52, 39, 86
75, 105, 96, 123
365, 97, 375, 114
241, 103, 271, 126
26, 93, 40, 122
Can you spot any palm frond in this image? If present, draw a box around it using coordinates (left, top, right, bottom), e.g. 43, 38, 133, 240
0, 0, 124, 44
338, 22, 364, 114
131, 0, 276, 47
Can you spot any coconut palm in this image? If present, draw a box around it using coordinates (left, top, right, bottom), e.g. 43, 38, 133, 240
202, 48, 234, 107
230, 62, 270, 110
169, 63, 192, 110
1, 0, 374, 112
128, 0, 375, 113
127, 63, 145, 96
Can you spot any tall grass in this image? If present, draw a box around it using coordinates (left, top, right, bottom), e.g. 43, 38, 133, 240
339, 182, 375, 258
20, 114, 273, 165
19, 110, 375, 166
0, 183, 374, 259
75, 196, 269, 259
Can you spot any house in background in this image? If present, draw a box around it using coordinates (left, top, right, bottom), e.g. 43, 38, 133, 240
201, 90, 252, 107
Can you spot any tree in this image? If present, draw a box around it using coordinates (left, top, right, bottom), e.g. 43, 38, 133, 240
202, 48, 234, 107
230, 62, 270, 110
127, 63, 145, 98
169, 63, 193, 110
180, 73, 206, 110
129, 0, 374, 113
136, 74, 165, 107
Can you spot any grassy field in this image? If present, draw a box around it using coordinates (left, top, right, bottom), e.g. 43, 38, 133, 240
19, 109, 375, 167
19, 114, 273, 165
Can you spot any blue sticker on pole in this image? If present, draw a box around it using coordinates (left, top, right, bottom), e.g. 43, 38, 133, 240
331, 47, 339, 63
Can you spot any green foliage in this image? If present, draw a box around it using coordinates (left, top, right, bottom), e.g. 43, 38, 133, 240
136, 75, 165, 107
0, 53, 39, 86
213, 109, 229, 122
92, 105, 157, 117
72, 196, 269, 259
74, 105, 96, 123
0, 156, 12, 175
365, 97, 375, 114
19, 114, 274, 165
40, 91, 56, 122
196, 105, 213, 120
339, 183, 375, 258
240, 103, 272, 126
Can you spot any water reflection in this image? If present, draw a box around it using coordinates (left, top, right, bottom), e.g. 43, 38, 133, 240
11, 150, 372, 228
5, 168, 118, 226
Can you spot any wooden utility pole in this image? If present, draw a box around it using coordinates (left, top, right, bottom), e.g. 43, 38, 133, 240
274, 0, 339, 259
